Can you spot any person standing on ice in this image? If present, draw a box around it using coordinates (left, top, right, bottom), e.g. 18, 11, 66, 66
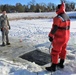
0, 5, 11, 46
46, 2, 70, 72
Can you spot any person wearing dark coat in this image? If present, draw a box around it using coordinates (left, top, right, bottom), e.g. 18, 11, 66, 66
0, 6, 11, 46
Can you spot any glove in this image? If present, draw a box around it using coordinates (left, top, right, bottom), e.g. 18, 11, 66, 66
49, 37, 53, 42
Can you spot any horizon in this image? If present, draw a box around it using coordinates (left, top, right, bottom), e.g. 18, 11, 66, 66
0, 0, 76, 5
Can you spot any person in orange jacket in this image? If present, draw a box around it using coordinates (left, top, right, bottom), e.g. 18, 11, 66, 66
46, 2, 70, 72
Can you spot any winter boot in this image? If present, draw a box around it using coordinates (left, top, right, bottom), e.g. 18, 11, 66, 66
6, 42, 10, 45
57, 59, 64, 69
1, 42, 6, 46
45, 63, 57, 72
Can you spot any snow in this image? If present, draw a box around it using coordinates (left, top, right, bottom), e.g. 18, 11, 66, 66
0, 12, 76, 75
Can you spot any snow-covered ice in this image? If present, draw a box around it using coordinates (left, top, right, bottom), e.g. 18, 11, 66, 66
0, 12, 76, 75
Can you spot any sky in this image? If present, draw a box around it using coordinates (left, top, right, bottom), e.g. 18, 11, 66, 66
0, 0, 76, 5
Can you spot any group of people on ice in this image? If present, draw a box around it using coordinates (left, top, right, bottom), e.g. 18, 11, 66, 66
0, 1, 70, 72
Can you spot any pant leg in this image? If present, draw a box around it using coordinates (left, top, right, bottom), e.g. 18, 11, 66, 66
2, 30, 5, 43
51, 49, 60, 64
51, 42, 63, 64
59, 43, 67, 60
5, 30, 9, 43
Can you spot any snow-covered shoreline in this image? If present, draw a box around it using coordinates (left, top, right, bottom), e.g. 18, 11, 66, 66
0, 11, 76, 20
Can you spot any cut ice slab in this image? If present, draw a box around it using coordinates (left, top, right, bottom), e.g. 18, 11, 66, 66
20, 49, 51, 66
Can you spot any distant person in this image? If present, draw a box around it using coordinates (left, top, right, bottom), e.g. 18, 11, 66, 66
0, 6, 11, 46
46, 2, 70, 72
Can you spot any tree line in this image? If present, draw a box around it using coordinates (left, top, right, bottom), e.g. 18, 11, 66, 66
0, 0, 76, 13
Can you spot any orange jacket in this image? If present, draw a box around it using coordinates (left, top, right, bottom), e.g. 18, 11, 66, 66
49, 2, 70, 43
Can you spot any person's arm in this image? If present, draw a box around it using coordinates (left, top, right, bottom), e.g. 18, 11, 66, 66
48, 17, 60, 42
48, 25, 58, 42
51, 25, 58, 34
7, 15, 11, 29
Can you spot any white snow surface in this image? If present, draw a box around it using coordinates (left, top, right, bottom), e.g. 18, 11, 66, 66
0, 12, 76, 75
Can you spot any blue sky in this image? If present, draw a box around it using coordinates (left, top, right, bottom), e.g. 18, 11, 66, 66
0, 0, 76, 5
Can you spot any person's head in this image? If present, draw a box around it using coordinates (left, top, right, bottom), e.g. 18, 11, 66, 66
2, 10, 6, 15
56, 2, 65, 14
